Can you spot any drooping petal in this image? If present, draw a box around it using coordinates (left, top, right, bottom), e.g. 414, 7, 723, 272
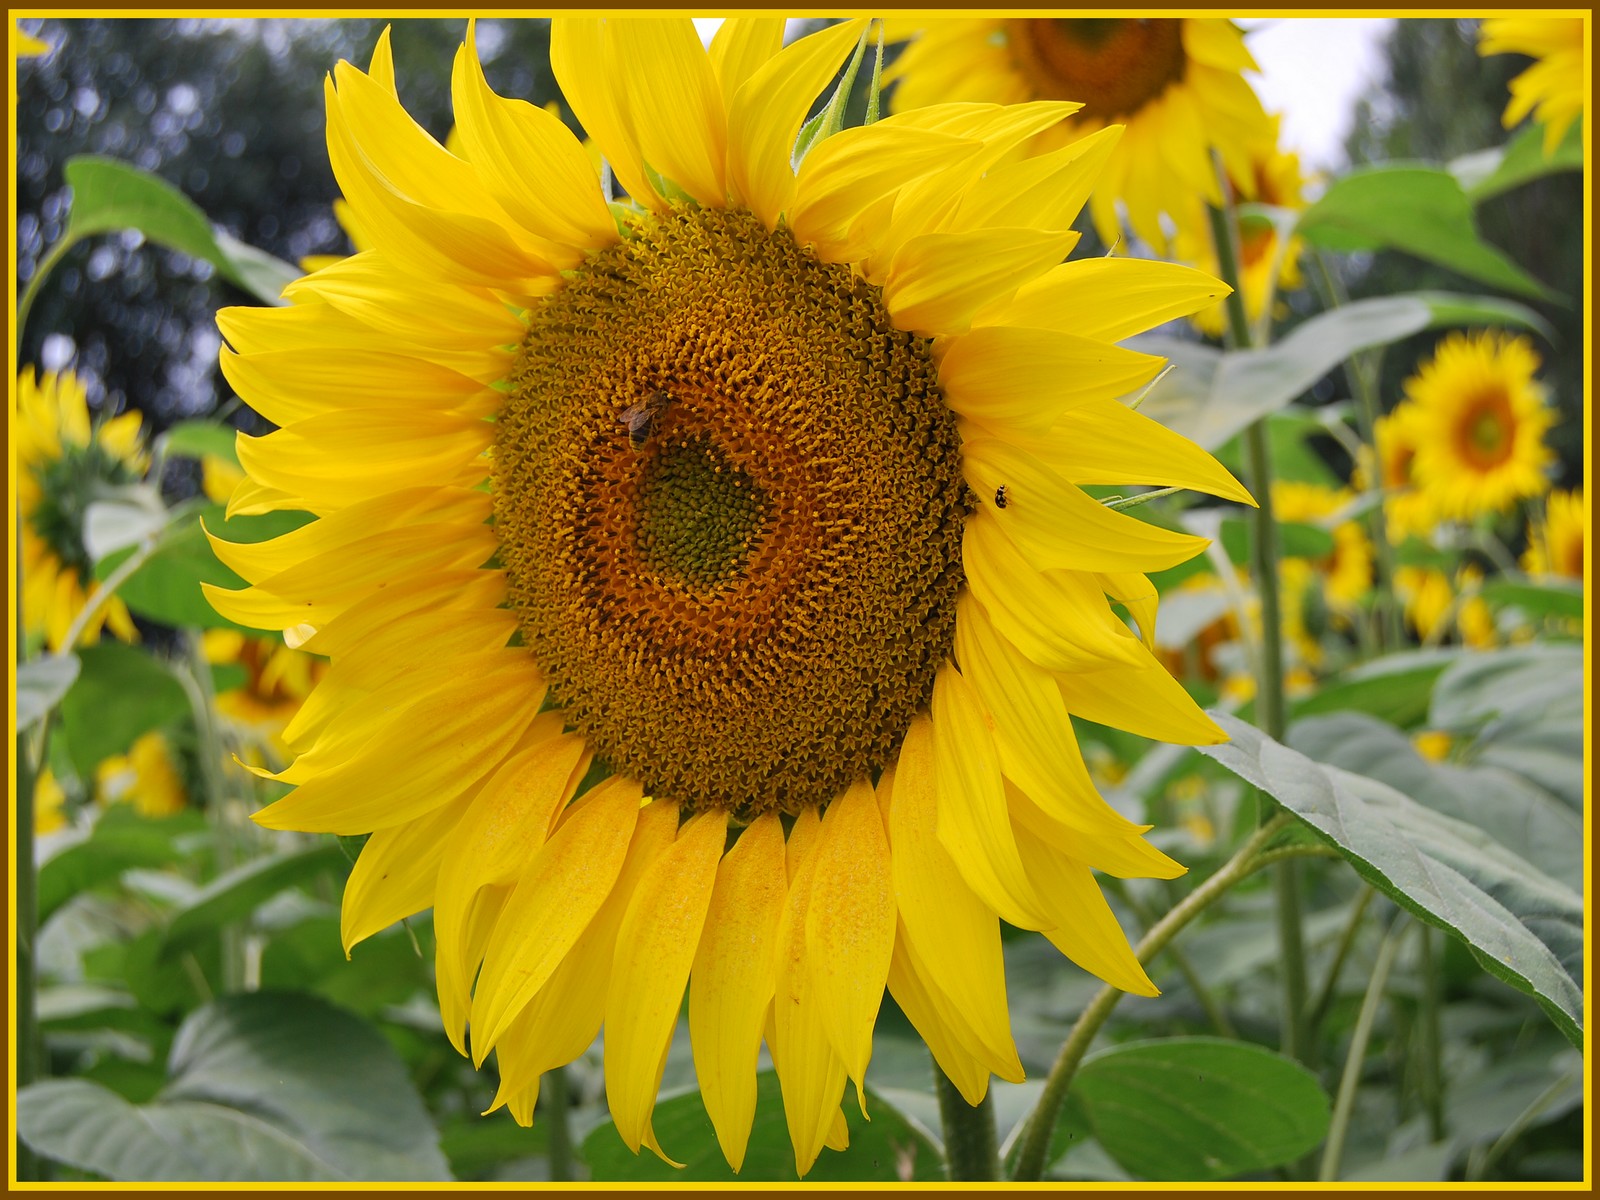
340, 791, 473, 953
689, 813, 787, 1172
1055, 652, 1229, 746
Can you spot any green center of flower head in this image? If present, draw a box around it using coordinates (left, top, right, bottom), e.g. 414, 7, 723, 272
29, 441, 137, 578
1008, 18, 1187, 124
492, 205, 969, 819
1461, 390, 1514, 467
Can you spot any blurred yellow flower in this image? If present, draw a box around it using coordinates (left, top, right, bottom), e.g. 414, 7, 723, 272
1412, 730, 1454, 762
1405, 331, 1554, 521
1522, 488, 1585, 582
1396, 565, 1496, 649
884, 18, 1273, 250
1354, 405, 1439, 543
201, 453, 247, 504
17, 367, 147, 652
35, 768, 68, 834
1273, 481, 1374, 610
202, 628, 325, 761
96, 731, 187, 818
1478, 17, 1586, 155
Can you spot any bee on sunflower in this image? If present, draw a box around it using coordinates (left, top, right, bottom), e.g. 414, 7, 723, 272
205, 18, 1253, 1175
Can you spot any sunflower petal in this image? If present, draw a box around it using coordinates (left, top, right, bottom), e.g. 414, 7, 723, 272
340, 792, 472, 953
884, 227, 1077, 337
550, 19, 657, 209
708, 18, 788, 101
607, 18, 727, 208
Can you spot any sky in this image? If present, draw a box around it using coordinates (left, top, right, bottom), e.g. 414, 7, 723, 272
692, 17, 1396, 172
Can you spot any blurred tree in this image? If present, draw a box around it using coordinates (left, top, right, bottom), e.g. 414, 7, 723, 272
1340, 17, 1584, 486
15, 18, 561, 452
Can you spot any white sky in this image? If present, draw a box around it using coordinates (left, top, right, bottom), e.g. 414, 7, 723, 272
692, 17, 1396, 173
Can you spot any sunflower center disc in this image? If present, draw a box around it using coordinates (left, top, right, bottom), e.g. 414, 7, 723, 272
1462, 392, 1514, 466
1008, 18, 1187, 123
493, 206, 969, 819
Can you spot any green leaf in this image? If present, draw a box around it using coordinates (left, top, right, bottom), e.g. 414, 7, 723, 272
160, 420, 240, 466
16, 991, 451, 1180
64, 155, 299, 306
1199, 714, 1583, 1046
1289, 647, 1459, 728
1294, 165, 1558, 301
1220, 517, 1335, 565
83, 486, 168, 565
1216, 408, 1342, 487
159, 843, 348, 960
38, 826, 180, 925
96, 503, 314, 631
1479, 579, 1583, 622
258, 914, 430, 1018
18, 652, 80, 733
1073, 1038, 1331, 1181
1451, 120, 1585, 205
581, 1069, 942, 1181
58, 642, 189, 781
1136, 292, 1550, 452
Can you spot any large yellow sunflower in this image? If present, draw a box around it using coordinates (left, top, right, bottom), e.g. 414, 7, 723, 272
1478, 17, 1586, 156
16, 367, 146, 652
884, 18, 1274, 250
1522, 487, 1585, 581
205, 19, 1251, 1176
1406, 331, 1555, 521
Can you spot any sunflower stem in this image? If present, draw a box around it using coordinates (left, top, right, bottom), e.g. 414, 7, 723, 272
1306, 883, 1376, 1036
1207, 180, 1311, 1078
1309, 248, 1404, 651
16, 233, 76, 351
1319, 913, 1411, 1182
544, 1064, 574, 1182
14, 527, 43, 1180
1416, 925, 1446, 1142
933, 1055, 1000, 1181
1011, 814, 1294, 1181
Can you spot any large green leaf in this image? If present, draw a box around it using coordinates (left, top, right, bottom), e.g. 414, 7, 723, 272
160, 420, 241, 466
17, 652, 79, 733
1479, 580, 1583, 623
1200, 714, 1583, 1046
38, 825, 180, 925
1289, 647, 1460, 729
581, 1069, 942, 1181
1135, 292, 1551, 452
159, 843, 349, 960
1450, 120, 1585, 205
64, 155, 298, 305
97, 503, 314, 631
16, 991, 450, 1181
1290, 711, 1582, 892
57, 642, 190, 780
1073, 1038, 1330, 1181
1293, 165, 1558, 300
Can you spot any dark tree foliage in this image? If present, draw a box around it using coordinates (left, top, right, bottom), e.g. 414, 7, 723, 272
1341, 17, 1585, 486
15, 18, 562, 446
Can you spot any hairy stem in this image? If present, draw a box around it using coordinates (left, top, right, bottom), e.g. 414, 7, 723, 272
935, 1056, 1000, 1180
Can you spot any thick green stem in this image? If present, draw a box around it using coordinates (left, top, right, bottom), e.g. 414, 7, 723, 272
934, 1057, 1000, 1181
1417, 926, 1445, 1141
1207, 182, 1309, 1074
15, 727, 43, 1181
1011, 814, 1294, 1181
16, 234, 76, 350
1320, 913, 1410, 1182
1306, 884, 1376, 1034
1112, 881, 1235, 1039
544, 1064, 574, 1182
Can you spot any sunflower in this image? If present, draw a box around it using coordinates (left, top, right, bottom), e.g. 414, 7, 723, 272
1522, 488, 1585, 582
205, 19, 1251, 1176
1395, 565, 1496, 649
1406, 331, 1554, 522
883, 18, 1274, 250
34, 767, 68, 834
1174, 112, 1308, 338
1272, 481, 1374, 612
202, 628, 326, 762
16, 367, 146, 653
96, 730, 188, 818
1478, 17, 1586, 156
1354, 404, 1439, 543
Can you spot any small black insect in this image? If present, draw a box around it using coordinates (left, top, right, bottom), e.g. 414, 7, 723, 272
994, 485, 1009, 510
620, 389, 670, 452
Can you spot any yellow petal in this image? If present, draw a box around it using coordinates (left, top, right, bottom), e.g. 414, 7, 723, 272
884, 718, 1023, 1077
961, 511, 1146, 672
340, 792, 472, 953
929, 665, 1049, 930
884, 227, 1077, 337
607, 18, 727, 208
549, 19, 658, 209
434, 733, 591, 1053
451, 21, 617, 249
708, 18, 787, 101
488, 797, 679, 1111
219, 346, 498, 427
974, 256, 1231, 345
1012, 821, 1158, 996
725, 18, 868, 227
961, 438, 1213, 573
1099, 571, 1158, 649
1182, 17, 1258, 72
885, 933, 997, 1106
689, 813, 787, 1172
606, 808, 727, 1157
1055, 652, 1229, 746
952, 595, 1140, 837
949, 125, 1122, 234
469, 776, 644, 1062
769, 822, 850, 1177
292, 568, 505, 661
805, 778, 894, 1113
938, 325, 1165, 435
1008, 783, 1186, 882
251, 654, 545, 834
